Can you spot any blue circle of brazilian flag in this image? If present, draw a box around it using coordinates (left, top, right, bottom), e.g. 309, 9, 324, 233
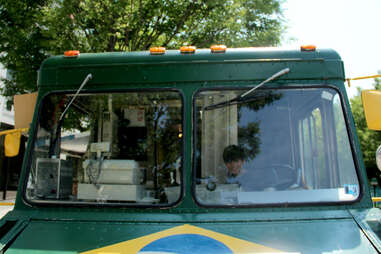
138, 234, 233, 254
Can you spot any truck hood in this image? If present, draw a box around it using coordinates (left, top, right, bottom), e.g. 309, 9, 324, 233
3, 217, 377, 254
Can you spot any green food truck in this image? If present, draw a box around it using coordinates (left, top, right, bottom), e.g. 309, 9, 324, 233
1, 45, 381, 253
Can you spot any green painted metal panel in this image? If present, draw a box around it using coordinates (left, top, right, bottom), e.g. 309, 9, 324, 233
4, 218, 377, 253
3, 47, 379, 252
38, 48, 345, 88
41, 48, 342, 68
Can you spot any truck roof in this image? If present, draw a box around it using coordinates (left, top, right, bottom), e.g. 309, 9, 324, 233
38, 47, 345, 89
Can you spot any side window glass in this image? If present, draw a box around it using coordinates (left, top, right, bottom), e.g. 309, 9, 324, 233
298, 108, 327, 189
333, 94, 358, 185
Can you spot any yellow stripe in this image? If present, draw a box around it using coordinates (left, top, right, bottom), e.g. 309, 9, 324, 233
351, 74, 381, 81
372, 197, 381, 202
0, 203, 14, 206
0, 128, 28, 136
346, 74, 381, 87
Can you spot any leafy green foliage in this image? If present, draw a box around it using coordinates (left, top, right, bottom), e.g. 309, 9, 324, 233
238, 122, 261, 160
350, 74, 381, 180
0, 0, 284, 96
0, 0, 49, 95
237, 91, 283, 159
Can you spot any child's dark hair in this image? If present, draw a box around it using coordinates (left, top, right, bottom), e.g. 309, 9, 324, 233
223, 145, 246, 163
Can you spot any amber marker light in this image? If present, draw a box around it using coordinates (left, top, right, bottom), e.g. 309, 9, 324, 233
300, 45, 316, 52
64, 50, 80, 57
210, 44, 227, 53
150, 47, 166, 55
180, 46, 196, 54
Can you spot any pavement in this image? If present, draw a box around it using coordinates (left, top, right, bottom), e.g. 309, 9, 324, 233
0, 191, 16, 218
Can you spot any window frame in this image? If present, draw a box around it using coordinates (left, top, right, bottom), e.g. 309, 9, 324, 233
22, 88, 185, 208
192, 84, 363, 208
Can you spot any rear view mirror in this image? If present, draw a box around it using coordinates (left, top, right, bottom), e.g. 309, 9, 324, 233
377, 145, 381, 171
361, 90, 381, 130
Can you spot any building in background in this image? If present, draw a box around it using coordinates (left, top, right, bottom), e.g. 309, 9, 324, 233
0, 65, 24, 195
0, 66, 14, 129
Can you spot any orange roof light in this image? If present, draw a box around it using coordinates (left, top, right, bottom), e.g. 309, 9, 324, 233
180, 46, 196, 54
301, 45, 316, 52
150, 47, 166, 55
210, 44, 227, 53
64, 50, 80, 57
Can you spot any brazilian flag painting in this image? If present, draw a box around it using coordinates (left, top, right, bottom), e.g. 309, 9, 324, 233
81, 224, 287, 254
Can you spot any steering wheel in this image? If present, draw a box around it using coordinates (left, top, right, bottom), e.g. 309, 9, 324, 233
244, 164, 296, 191
269, 164, 297, 190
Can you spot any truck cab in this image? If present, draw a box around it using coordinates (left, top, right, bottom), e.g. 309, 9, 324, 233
1, 46, 381, 253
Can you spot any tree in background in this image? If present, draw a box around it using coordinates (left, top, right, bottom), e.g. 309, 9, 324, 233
0, 0, 284, 97
0, 0, 48, 97
350, 74, 381, 181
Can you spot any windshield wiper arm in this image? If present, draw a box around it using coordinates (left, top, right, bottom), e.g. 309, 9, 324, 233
49, 73, 92, 158
204, 68, 290, 111
59, 73, 93, 121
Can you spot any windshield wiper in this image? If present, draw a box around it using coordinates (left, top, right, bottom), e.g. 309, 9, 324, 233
59, 73, 93, 121
204, 68, 290, 111
49, 73, 92, 158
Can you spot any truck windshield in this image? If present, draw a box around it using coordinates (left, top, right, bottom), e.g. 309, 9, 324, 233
194, 87, 360, 205
26, 90, 183, 205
